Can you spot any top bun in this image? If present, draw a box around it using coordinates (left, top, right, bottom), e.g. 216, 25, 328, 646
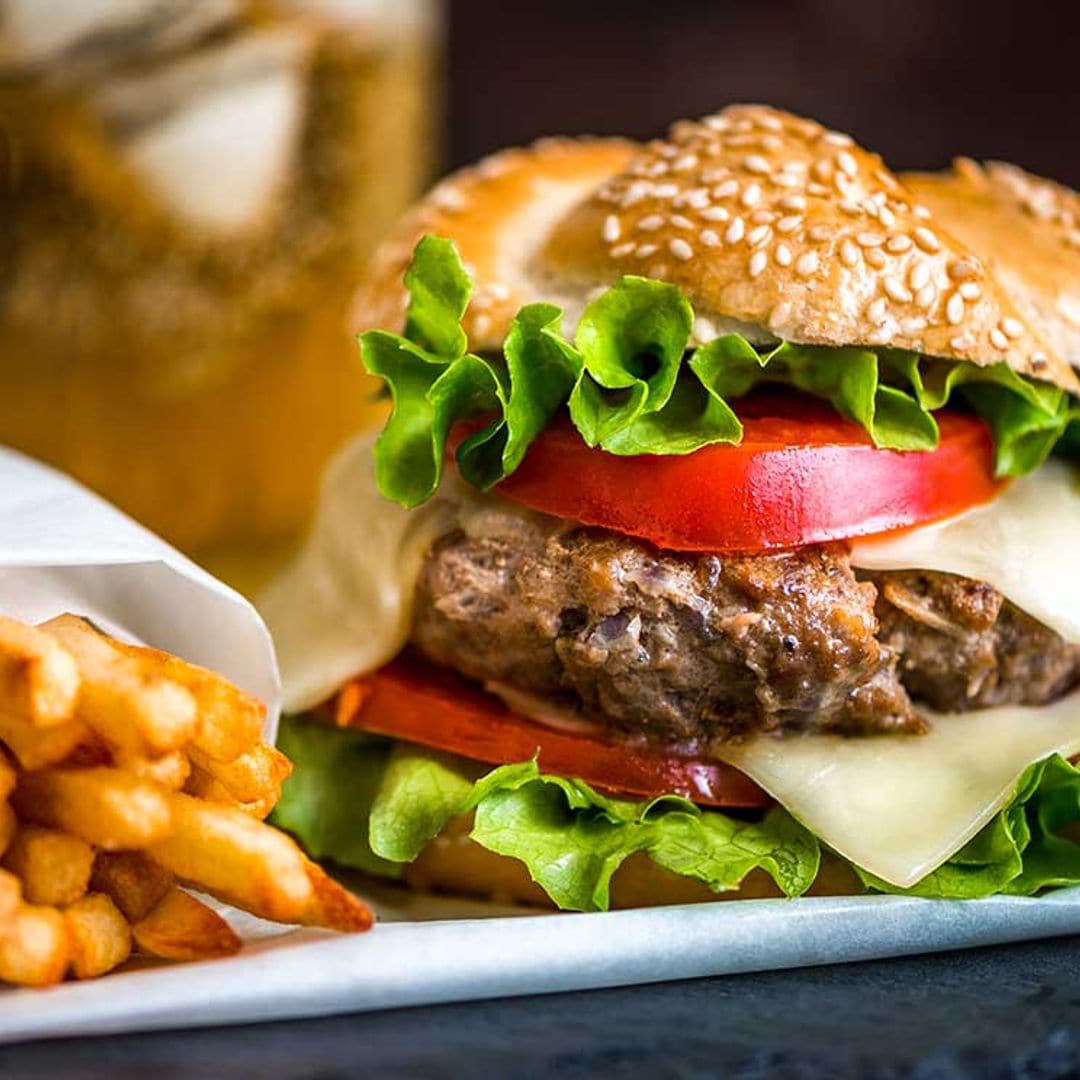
902, 159, 1080, 372
353, 105, 1077, 394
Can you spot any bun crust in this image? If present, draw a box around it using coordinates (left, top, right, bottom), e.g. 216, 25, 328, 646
355, 105, 1077, 393
903, 160, 1080, 372
351, 137, 636, 351
401, 813, 863, 909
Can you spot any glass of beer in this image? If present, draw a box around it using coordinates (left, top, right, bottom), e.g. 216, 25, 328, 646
0, 0, 438, 585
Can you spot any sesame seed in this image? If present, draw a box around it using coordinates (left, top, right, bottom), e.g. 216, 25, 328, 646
772, 173, 801, 189
878, 206, 897, 229
867, 297, 888, 323
781, 160, 808, 174
958, 281, 982, 301
748, 224, 772, 247
700, 229, 720, 247
620, 182, 650, 207
807, 182, 830, 197
1067, 231, 1080, 250
635, 243, 658, 258
712, 179, 739, 199
472, 314, 493, 337
769, 301, 793, 329
760, 134, 783, 151
915, 284, 937, 309
704, 115, 731, 132
838, 200, 863, 216
700, 167, 731, 183
749, 250, 768, 277
750, 209, 776, 225
857, 231, 885, 248
950, 333, 975, 350
602, 215, 621, 243
884, 278, 913, 303
725, 217, 746, 244
867, 327, 893, 346
865, 248, 887, 269
744, 154, 772, 175
900, 316, 927, 336
913, 205, 932, 220
990, 328, 1008, 350
1002, 317, 1024, 339
683, 189, 711, 210
909, 262, 931, 291
812, 159, 833, 182
840, 239, 860, 267
1031, 352, 1048, 369
836, 150, 858, 178
652, 182, 679, 198
885, 235, 912, 253
672, 153, 699, 172
699, 206, 730, 222
822, 130, 854, 147
669, 238, 694, 261
645, 161, 669, 178
779, 195, 807, 212
637, 214, 664, 231
808, 224, 832, 243
610, 242, 635, 258
756, 113, 784, 132
669, 214, 695, 230
914, 227, 940, 253
946, 292, 965, 325
741, 183, 763, 207
947, 258, 979, 280
725, 133, 757, 148
777, 215, 802, 234
796, 251, 820, 277
775, 242, 793, 266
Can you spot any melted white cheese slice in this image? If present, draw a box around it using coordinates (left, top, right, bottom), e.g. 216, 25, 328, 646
850, 459, 1080, 643
721, 693, 1080, 886
259, 437, 458, 713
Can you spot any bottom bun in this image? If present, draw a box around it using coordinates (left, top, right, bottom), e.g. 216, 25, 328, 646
401, 813, 863, 908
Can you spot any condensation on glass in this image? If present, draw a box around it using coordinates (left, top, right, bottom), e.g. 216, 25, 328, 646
0, 0, 437, 576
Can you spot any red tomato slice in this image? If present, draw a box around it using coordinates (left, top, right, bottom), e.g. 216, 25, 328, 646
455, 392, 1002, 553
328, 655, 772, 810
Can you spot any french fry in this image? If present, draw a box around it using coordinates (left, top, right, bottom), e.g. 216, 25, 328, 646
0, 903, 71, 987
125, 750, 191, 791
188, 744, 291, 805
302, 862, 374, 934
41, 616, 197, 756
0, 868, 22, 924
64, 893, 131, 979
183, 766, 275, 820
113, 641, 264, 763
0, 749, 17, 801
0, 713, 89, 771
2, 825, 94, 906
149, 793, 313, 923
13, 768, 173, 850
0, 615, 80, 727
0, 801, 16, 858
89, 851, 172, 922
131, 886, 241, 961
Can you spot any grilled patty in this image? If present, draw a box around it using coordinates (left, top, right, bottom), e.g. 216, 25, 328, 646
409, 504, 1080, 746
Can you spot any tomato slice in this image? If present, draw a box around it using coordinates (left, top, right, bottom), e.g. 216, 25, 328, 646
328, 655, 772, 809
454, 392, 1002, 553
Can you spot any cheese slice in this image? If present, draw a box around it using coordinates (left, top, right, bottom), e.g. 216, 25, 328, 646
850, 459, 1080, 644
721, 693, 1080, 886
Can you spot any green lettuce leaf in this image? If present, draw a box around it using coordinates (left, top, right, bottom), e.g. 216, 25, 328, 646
358, 236, 1077, 507
272, 719, 1080, 908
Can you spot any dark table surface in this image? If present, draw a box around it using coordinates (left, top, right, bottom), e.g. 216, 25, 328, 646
3, 936, 1080, 1079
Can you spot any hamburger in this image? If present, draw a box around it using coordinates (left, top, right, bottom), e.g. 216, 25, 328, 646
263, 105, 1080, 911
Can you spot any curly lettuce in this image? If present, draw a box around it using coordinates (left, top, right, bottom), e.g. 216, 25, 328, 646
271, 718, 1080, 911
359, 236, 1078, 508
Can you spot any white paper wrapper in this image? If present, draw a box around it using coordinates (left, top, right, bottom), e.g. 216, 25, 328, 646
0, 447, 279, 724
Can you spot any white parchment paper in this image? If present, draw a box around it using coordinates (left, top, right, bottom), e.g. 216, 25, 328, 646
0, 447, 279, 726
3, 446, 1080, 1046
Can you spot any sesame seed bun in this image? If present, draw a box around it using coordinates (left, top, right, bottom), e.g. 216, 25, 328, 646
902, 160, 1080, 371
354, 105, 1077, 394
400, 813, 863, 909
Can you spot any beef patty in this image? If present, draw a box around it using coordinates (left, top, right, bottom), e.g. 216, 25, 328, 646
409, 506, 1080, 746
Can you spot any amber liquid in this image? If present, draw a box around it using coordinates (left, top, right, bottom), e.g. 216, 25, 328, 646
0, 14, 434, 590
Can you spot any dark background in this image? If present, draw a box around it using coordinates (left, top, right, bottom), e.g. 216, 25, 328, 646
446, 0, 1080, 186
